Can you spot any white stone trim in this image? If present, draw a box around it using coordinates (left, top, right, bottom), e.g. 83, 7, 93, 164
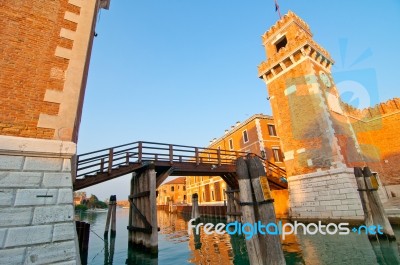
55, 46, 72, 60
0, 135, 76, 157
43, 89, 64, 103
263, 55, 330, 85
68, 0, 84, 8
60, 28, 76, 41
64, 11, 80, 23
297, 148, 305, 154
254, 119, 265, 154
39, 0, 102, 140
289, 167, 354, 182
284, 150, 294, 160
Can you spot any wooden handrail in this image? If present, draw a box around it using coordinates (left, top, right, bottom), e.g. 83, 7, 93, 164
76, 140, 264, 180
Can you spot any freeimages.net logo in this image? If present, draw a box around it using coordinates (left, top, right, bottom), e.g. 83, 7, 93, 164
188, 219, 383, 240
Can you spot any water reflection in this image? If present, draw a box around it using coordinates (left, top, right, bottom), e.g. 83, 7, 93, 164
77, 209, 400, 265
371, 240, 400, 265
104, 235, 116, 265
297, 231, 400, 265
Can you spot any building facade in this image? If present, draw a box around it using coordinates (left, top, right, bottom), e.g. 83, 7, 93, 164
0, 1, 110, 264
157, 177, 187, 205
186, 114, 289, 216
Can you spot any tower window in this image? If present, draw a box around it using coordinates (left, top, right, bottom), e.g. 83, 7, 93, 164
275, 36, 287, 52
229, 139, 234, 150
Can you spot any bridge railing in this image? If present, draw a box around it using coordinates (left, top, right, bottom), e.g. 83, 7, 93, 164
76, 141, 249, 179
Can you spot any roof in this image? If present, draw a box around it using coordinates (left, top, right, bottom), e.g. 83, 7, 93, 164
208, 113, 274, 146
163, 177, 186, 185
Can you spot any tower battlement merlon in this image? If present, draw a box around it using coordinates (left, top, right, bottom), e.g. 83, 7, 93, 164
261, 11, 312, 44
257, 11, 334, 80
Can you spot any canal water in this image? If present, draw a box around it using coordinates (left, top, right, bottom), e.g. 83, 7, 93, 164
76, 208, 400, 265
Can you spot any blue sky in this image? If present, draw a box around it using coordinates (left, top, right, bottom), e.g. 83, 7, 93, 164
78, 0, 400, 200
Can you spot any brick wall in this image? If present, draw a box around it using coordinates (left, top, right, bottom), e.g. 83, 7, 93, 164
0, 0, 103, 142
0, 1, 78, 140
341, 98, 400, 185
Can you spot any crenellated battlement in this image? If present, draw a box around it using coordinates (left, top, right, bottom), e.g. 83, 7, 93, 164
341, 98, 400, 121
258, 11, 334, 79
261, 11, 311, 43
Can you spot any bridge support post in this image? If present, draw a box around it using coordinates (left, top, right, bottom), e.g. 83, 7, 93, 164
127, 164, 158, 253
226, 187, 242, 222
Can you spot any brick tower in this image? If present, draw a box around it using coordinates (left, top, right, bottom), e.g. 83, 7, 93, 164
0, 0, 110, 263
258, 11, 364, 221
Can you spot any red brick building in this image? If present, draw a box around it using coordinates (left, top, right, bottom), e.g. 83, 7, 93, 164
0, 1, 110, 263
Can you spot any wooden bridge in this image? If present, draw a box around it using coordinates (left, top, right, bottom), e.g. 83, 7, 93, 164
73, 141, 287, 191
74, 141, 287, 260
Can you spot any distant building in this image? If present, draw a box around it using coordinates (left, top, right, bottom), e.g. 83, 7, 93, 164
157, 177, 187, 205
186, 114, 288, 215
73, 191, 87, 205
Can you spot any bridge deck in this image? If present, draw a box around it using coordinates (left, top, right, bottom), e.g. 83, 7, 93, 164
73, 141, 287, 191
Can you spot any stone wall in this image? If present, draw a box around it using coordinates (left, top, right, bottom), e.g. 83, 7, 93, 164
340, 98, 400, 187
0, 136, 79, 264
288, 167, 364, 222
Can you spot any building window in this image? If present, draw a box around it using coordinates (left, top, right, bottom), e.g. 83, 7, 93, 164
229, 139, 234, 150
243, 130, 249, 143
275, 36, 287, 52
183, 185, 186, 191
184, 195, 187, 200
171, 186, 174, 192
268, 124, 277, 136
272, 148, 283, 162
223, 189, 226, 200
178, 185, 180, 190
211, 190, 215, 201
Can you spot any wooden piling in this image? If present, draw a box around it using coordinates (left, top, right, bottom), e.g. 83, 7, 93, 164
355, 167, 373, 228
247, 157, 286, 265
105, 195, 117, 237
127, 166, 158, 253
148, 164, 158, 253
236, 157, 263, 265
362, 167, 395, 240
355, 167, 396, 240
191, 193, 200, 220
226, 187, 233, 223
76, 221, 90, 265
111, 196, 117, 236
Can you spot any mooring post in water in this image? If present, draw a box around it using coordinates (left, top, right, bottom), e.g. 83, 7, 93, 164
355, 167, 396, 241
111, 195, 117, 236
191, 193, 200, 220
105, 195, 117, 237
362, 167, 395, 240
355, 167, 374, 227
247, 156, 286, 265
236, 157, 263, 265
